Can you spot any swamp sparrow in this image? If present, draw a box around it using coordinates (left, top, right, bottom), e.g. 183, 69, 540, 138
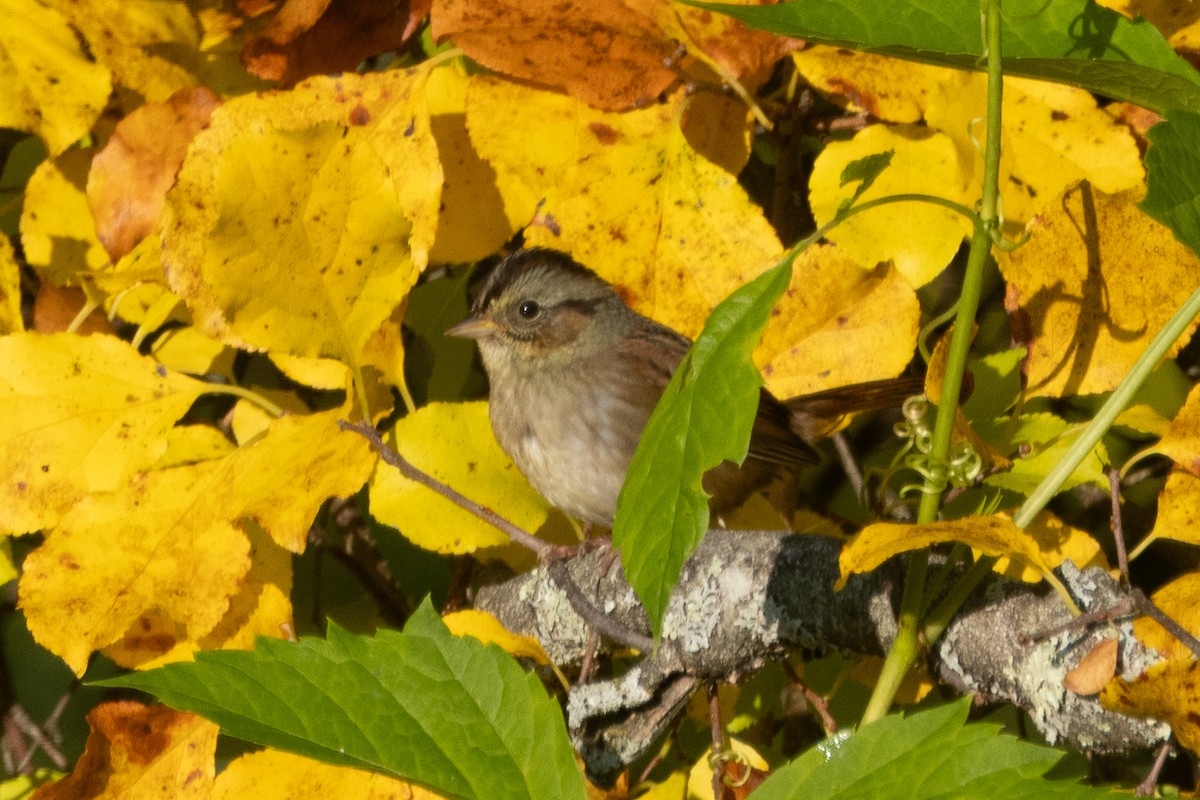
448, 248, 915, 527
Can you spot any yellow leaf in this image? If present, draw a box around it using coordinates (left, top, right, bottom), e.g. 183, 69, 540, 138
849, 655, 934, 703
103, 522, 293, 670
1095, 0, 1200, 62
444, 609, 552, 665
0, 234, 22, 334
150, 326, 234, 376
41, 0, 203, 102
791, 46, 955, 123
0, 539, 14, 585
153, 424, 236, 469
370, 402, 551, 554
19, 407, 372, 674
1155, 383, 1200, 475
425, 64, 514, 264
1133, 572, 1200, 661
19, 463, 253, 675
755, 244, 919, 398
838, 514, 1077, 610
34, 702, 216, 800
20, 149, 110, 286
809, 124, 972, 288
0, 0, 111, 155
998, 183, 1200, 397
926, 75, 1144, 227
990, 512, 1107, 584
1147, 469, 1200, 549
271, 353, 351, 391
467, 76, 781, 339
214, 748, 446, 800
163, 70, 442, 368
637, 770, 687, 800
0, 333, 211, 534
1101, 660, 1200, 754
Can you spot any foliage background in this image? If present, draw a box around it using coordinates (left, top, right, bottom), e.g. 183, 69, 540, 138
3, 0, 1200, 796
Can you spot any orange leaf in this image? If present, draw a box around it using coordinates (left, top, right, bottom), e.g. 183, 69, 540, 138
1063, 637, 1118, 696
87, 87, 221, 261
32, 702, 216, 799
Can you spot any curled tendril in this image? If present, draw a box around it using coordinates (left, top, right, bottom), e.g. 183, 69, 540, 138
893, 394, 982, 495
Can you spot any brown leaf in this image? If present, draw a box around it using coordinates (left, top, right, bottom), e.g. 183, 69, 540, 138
32, 702, 216, 799
243, 0, 430, 85
87, 87, 221, 261
1064, 637, 1119, 696
432, 0, 791, 111
32, 284, 115, 335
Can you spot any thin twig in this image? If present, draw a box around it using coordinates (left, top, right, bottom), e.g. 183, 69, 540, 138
1133, 591, 1200, 659
340, 420, 553, 559
781, 659, 838, 734
831, 432, 865, 503
1107, 467, 1130, 585
578, 631, 601, 685
708, 683, 726, 800
1135, 740, 1172, 797
10, 705, 67, 771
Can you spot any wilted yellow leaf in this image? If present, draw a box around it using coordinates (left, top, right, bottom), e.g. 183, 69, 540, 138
990, 512, 1107, 583
0, 234, 22, 334
20, 148, 110, 286
467, 77, 781, 339
1133, 572, 1200, 661
104, 522, 293, 670
370, 402, 551, 554
927, 74, 1144, 226
42, 0, 202, 102
214, 748, 445, 800
839, 514, 1076, 609
425, 64, 514, 264
791, 46, 954, 123
809, 124, 972, 288
0, 0, 111, 155
87, 87, 221, 261
1096, 0, 1200, 51
0, 333, 211, 534
1146, 469, 1200, 549
163, 69, 441, 373
755, 244, 918, 398
1155, 383, 1200, 475
1102, 660, 1200, 754
998, 183, 1200, 397
32, 702, 216, 800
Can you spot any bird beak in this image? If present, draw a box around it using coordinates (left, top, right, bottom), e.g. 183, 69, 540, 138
446, 314, 498, 340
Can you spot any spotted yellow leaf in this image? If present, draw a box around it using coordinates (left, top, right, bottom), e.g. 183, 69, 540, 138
0, 333, 212, 534
163, 69, 441, 372
1102, 660, 1200, 754
213, 748, 446, 800
0, 0, 111, 155
467, 76, 781, 339
998, 184, 1200, 397
1133, 572, 1200, 662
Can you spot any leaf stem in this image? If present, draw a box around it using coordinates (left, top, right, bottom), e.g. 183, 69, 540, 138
204, 384, 287, 419
860, 0, 1006, 726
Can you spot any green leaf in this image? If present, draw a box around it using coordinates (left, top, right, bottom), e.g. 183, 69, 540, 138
612, 259, 792, 638
95, 602, 586, 800
1141, 111, 1200, 257
983, 413, 1108, 496
840, 150, 894, 210
753, 698, 1113, 799
684, 0, 1200, 114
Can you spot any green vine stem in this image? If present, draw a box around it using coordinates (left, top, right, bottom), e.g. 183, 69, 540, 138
859, 0, 1006, 726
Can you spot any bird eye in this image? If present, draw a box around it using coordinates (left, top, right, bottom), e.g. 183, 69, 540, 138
518, 300, 541, 319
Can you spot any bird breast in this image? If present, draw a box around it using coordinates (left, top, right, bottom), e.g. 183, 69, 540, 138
489, 362, 654, 526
